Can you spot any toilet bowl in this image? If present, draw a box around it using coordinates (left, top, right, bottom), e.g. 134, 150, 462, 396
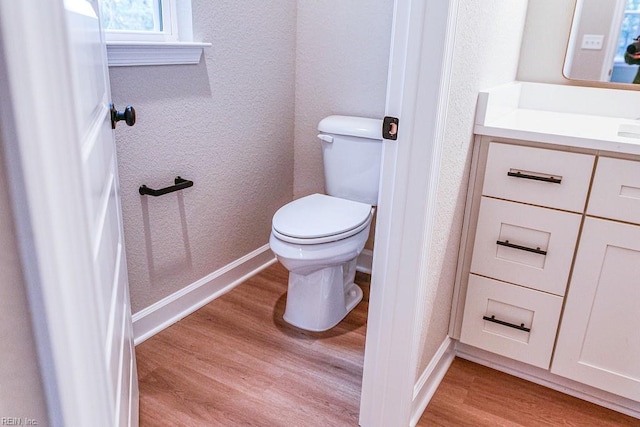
270, 193, 373, 331
270, 115, 383, 331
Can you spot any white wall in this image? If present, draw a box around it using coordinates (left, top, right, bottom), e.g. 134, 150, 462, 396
109, 0, 297, 313
518, 0, 576, 83
0, 135, 48, 424
293, 0, 394, 198
415, 0, 530, 377
110, 0, 394, 313
564, 0, 617, 81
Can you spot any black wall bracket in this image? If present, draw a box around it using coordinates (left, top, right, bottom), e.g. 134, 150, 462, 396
139, 176, 193, 197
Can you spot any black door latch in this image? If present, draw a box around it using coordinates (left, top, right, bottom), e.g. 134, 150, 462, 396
382, 116, 399, 140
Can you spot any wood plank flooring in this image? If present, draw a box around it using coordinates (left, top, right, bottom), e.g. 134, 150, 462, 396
136, 262, 638, 426
136, 262, 369, 426
419, 358, 639, 426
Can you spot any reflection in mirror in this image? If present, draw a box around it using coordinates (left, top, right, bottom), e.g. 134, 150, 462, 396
564, 0, 640, 85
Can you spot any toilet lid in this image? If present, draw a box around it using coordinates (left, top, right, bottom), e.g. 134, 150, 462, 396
272, 194, 372, 241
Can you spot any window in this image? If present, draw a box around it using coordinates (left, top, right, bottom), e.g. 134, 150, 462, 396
101, 0, 210, 67
615, 0, 640, 62
101, 0, 177, 42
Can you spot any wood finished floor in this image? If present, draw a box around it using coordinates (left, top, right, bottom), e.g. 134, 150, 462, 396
418, 358, 639, 427
136, 262, 369, 426
137, 262, 638, 426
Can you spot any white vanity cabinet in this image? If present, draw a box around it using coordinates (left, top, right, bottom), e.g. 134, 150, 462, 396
459, 141, 593, 369
453, 81, 640, 415
551, 158, 640, 402
456, 139, 639, 405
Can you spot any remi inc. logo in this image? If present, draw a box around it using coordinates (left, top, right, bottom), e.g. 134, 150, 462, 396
1, 418, 38, 426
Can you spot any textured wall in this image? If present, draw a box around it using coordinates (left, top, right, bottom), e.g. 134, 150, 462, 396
415, 0, 529, 378
293, 0, 394, 198
564, 0, 616, 81
109, 0, 296, 313
0, 136, 48, 423
518, 0, 576, 84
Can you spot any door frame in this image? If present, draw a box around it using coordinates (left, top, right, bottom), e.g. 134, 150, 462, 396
0, 1, 114, 425
360, 0, 459, 424
1, 0, 459, 425
602, 0, 626, 81
565, 0, 626, 82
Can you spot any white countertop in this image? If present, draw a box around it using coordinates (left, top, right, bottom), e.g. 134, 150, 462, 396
474, 82, 640, 156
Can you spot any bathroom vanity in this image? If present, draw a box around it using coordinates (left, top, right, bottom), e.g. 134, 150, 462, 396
450, 82, 640, 416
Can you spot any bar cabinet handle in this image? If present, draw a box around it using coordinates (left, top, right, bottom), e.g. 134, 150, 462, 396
496, 240, 547, 256
482, 315, 531, 332
507, 171, 562, 184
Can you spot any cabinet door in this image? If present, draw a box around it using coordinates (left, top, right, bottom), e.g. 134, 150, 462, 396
552, 218, 640, 401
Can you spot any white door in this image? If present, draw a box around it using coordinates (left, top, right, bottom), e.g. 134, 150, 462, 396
552, 217, 640, 401
0, 1, 138, 425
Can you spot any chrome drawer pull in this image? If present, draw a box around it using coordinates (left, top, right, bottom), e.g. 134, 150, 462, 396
496, 240, 547, 256
507, 171, 562, 184
482, 315, 531, 332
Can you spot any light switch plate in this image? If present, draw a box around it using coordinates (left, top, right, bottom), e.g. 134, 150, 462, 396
581, 34, 604, 50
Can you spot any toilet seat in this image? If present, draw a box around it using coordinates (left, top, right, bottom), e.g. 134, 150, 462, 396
272, 193, 373, 245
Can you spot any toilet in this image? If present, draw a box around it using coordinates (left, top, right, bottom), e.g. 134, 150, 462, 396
269, 115, 383, 331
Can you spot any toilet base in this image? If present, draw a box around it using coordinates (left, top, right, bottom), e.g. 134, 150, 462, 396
283, 259, 363, 332
344, 282, 364, 313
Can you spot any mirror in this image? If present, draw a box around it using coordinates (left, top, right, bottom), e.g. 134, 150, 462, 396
564, 0, 640, 85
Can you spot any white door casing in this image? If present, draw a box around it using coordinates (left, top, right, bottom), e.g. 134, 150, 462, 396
359, 0, 459, 425
0, 0, 138, 425
602, 0, 626, 81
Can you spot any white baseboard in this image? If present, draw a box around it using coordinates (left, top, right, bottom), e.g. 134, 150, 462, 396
132, 244, 276, 345
357, 249, 373, 274
410, 336, 457, 426
455, 342, 640, 419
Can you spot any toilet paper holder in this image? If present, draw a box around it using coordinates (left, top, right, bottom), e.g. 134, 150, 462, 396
139, 176, 193, 197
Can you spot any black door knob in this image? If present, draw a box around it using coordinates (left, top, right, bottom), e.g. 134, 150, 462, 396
110, 104, 136, 129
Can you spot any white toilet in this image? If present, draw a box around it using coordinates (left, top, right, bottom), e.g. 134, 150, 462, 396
269, 115, 383, 331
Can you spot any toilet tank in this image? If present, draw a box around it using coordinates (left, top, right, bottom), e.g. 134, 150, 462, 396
317, 115, 383, 205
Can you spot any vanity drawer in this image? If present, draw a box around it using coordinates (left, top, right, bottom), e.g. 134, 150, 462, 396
588, 157, 640, 225
483, 142, 594, 212
460, 274, 563, 369
470, 197, 581, 295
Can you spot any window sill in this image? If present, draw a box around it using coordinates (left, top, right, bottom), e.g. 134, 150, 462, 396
106, 41, 211, 67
